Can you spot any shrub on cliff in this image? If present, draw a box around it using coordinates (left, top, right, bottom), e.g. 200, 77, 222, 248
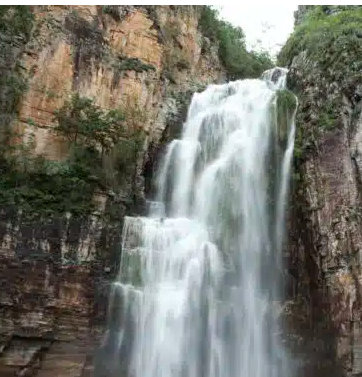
0, 6, 34, 149
278, 5, 362, 75
278, 5, 362, 161
198, 6, 273, 80
0, 92, 145, 218
0, 5, 34, 42
0, 155, 98, 217
54, 92, 145, 187
54, 93, 126, 156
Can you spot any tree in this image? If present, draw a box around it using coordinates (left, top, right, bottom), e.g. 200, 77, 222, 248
198, 6, 273, 80
53, 93, 126, 156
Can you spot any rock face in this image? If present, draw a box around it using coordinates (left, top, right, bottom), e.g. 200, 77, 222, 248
293, 5, 314, 26
0, 210, 121, 377
0, 5, 225, 376
281, 6, 362, 377
16, 5, 223, 169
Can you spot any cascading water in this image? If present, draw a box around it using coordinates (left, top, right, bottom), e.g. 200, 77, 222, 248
96, 67, 298, 377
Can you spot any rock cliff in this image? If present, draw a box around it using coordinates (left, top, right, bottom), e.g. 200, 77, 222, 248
0, 5, 225, 376
280, 6, 362, 376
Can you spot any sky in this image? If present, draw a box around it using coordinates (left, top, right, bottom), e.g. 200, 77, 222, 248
218, 3, 299, 58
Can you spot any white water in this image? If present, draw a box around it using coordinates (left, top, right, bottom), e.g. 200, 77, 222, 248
99, 68, 297, 377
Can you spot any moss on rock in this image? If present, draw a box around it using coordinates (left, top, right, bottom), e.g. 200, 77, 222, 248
276, 89, 297, 142
277, 6, 362, 162
271, 89, 298, 149
279, 6, 362, 93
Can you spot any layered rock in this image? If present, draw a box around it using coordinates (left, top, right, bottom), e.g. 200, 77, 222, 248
16, 5, 223, 175
0, 5, 225, 376
281, 6, 362, 376
0, 209, 125, 376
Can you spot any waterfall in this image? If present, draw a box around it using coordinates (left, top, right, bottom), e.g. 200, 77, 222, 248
96, 67, 298, 377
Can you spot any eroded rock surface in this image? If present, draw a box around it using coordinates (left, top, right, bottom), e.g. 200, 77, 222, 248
0, 5, 225, 376
281, 6, 362, 376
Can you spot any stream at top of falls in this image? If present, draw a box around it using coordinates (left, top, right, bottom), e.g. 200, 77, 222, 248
95, 67, 298, 377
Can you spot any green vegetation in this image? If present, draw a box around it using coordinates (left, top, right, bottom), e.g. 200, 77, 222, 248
0, 5, 34, 41
275, 89, 298, 146
276, 6, 362, 167
291, 95, 338, 164
163, 45, 191, 81
278, 5, 362, 80
0, 6, 36, 208
102, 5, 122, 21
54, 93, 126, 156
0, 153, 98, 218
0, 6, 34, 132
112, 56, 156, 74
317, 99, 338, 131
0, 6, 149, 219
0, 5, 277, 220
198, 6, 273, 80
161, 18, 193, 83
65, 9, 157, 84
111, 56, 156, 88
34, 84, 59, 100
65, 9, 106, 79
0, 93, 145, 219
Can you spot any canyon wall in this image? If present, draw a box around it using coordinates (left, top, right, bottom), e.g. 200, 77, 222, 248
0, 5, 225, 376
282, 6, 362, 377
